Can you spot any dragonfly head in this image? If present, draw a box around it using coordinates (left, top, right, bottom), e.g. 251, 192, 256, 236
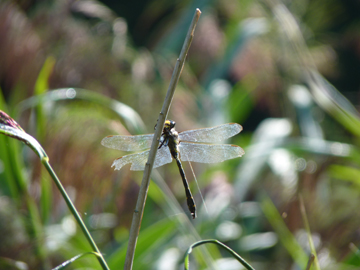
164, 120, 176, 132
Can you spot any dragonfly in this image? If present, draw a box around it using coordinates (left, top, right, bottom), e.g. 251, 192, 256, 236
101, 120, 244, 219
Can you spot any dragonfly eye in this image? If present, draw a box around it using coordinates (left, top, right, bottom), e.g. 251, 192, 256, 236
168, 120, 175, 129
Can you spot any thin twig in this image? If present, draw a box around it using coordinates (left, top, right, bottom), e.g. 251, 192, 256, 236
123, 8, 201, 270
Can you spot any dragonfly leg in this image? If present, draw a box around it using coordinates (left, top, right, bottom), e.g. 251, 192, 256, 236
158, 136, 169, 149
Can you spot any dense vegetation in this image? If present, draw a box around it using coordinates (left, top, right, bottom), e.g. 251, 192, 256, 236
1, 0, 360, 269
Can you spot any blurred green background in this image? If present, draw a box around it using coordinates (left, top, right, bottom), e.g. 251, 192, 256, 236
1, 0, 360, 269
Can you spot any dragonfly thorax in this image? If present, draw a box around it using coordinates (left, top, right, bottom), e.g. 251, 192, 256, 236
160, 120, 180, 159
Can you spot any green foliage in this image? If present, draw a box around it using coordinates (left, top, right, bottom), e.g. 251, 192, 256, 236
108, 219, 177, 269
1, 0, 360, 269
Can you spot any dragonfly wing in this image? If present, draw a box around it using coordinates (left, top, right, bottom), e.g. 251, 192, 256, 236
179, 142, 245, 163
111, 151, 148, 171
179, 123, 242, 143
101, 134, 154, 151
153, 146, 173, 169
111, 146, 172, 171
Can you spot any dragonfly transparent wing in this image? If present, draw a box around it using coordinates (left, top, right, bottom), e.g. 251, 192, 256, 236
179, 123, 242, 143
179, 142, 245, 163
101, 134, 154, 151
111, 145, 173, 171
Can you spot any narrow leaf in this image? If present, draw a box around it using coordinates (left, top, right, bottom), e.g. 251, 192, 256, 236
261, 196, 308, 269
52, 252, 100, 270
299, 196, 321, 270
0, 122, 46, 160
184, 239, 255, 270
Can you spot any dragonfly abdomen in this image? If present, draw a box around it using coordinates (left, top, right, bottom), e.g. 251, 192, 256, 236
175, 157, 196, 219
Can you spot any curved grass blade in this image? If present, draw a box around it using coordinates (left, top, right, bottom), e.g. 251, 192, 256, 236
16, 88, 146, 134
0, 110, 109, 270
1, 110, 45, 160
307, 71, 360, 137
0, 110, 48, 267
0, 110, 24, 131
0, 123, 46, 160
184, 239, 255, 270
52, 252, 100, 270
265, 0, 360, 137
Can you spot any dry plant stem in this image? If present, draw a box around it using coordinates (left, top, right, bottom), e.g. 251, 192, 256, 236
123, 8, 201, 270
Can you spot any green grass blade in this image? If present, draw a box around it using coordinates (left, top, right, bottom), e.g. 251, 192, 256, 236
0, 95, 20, 198
0, 112, 48, 267
307, 72, 360, 137
33, 57, 56, 223
328, 164, 360, 187
34, 56, 55, 142
35, 57, 55, 96
299, 196, 321, 270
16, 88, 146, 134
261, 195, 308, 269
0, 112, 109, 270
184, 239, 255, 270
0, 123, 46, 159
108, 219, 176, 269
52, 252, 100, 270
